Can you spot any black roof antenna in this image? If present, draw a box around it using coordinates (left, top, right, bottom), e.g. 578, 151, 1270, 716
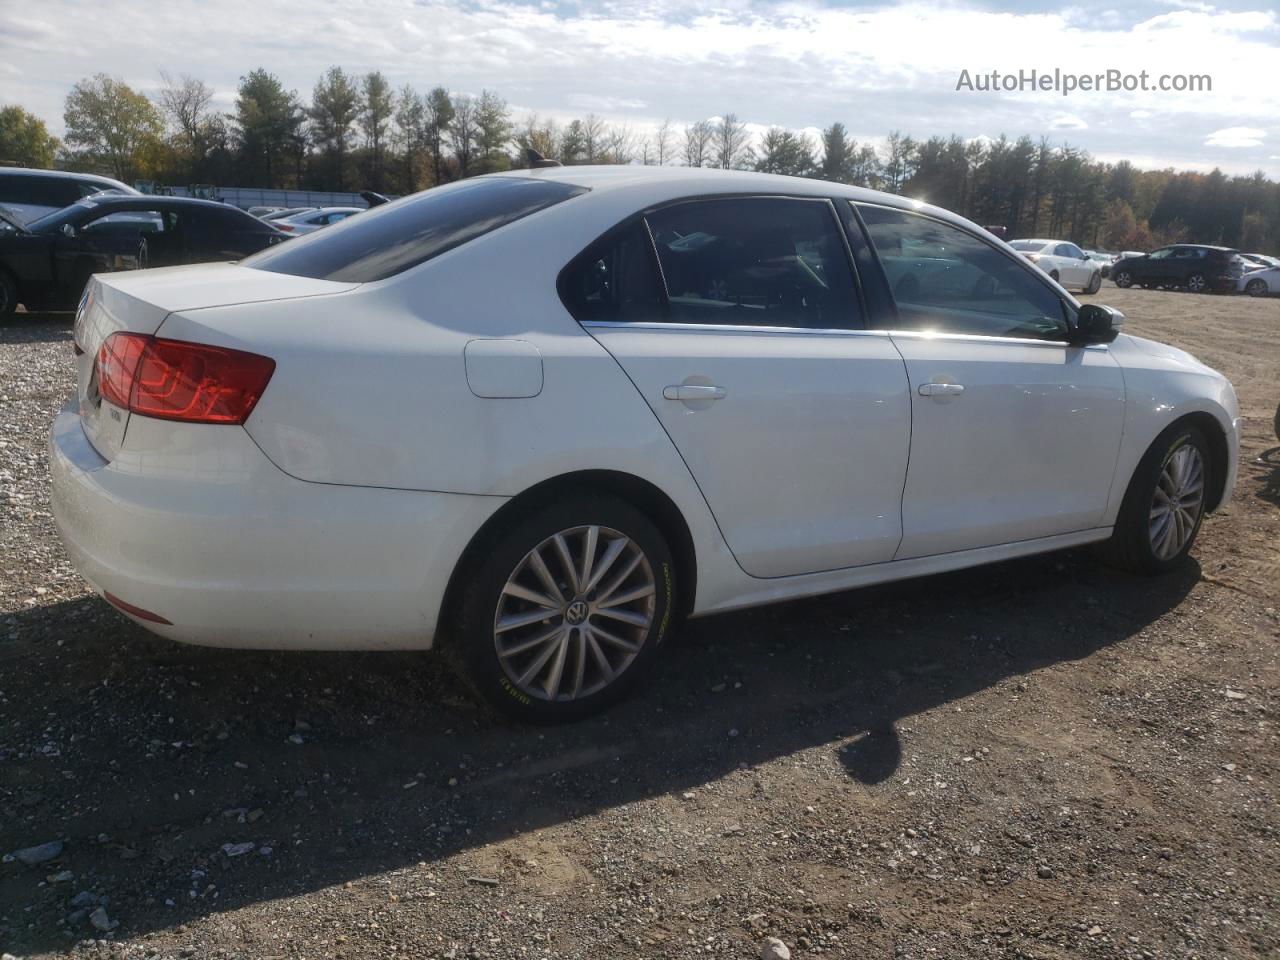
525, 148, 562, 169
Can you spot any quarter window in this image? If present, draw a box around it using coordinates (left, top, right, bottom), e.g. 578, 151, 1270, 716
559, 221, 665, 324
856, 204, 1068, 341
646, 198, 861, 329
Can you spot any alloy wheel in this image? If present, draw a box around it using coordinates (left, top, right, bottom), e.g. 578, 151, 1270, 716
1246, 279, 1268, 297
1187, 273, 1207, 292
1115, 271, 1131, 287
1148, 444, 1205, 560
493, 525, 656, 702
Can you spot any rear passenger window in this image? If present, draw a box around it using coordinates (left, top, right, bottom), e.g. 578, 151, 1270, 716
857, 204, 1067, 340
560, 221, 665, 324
646, 198, 860, 329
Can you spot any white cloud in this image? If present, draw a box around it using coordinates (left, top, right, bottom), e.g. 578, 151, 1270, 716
1204, 126, 1267, 147
1129, 110, 1154, 119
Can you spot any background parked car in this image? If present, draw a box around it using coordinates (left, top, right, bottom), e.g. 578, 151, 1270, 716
1083, 249, 1116, 278
271, 206, 364, 235
1239, 264, 1279, 297
247, 205, 288, 218
1007, 238, 1102, 293
1240, 253, 1280, 271
0, 195, 285, 320
0, 168, 138, 224
1111, 244, 1244, 293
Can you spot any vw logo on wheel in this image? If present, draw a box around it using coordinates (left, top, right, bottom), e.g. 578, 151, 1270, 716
564, 600, 589, 625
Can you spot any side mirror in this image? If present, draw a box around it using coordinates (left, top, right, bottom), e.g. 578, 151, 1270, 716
1072, 303, 1123, 345
61, 223, 76, 238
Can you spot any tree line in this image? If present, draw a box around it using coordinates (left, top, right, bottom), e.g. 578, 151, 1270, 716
1, 70, 1278, 254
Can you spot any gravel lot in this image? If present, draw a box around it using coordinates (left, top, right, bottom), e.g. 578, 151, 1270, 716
2, 287, 1277, 960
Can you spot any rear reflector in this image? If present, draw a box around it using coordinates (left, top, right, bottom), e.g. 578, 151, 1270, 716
96, 333, 275, 425
104, 592, 173, 625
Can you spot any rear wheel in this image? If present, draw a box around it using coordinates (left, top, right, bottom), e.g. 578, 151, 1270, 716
450, 494, 675, 720
1114, 270, 1133, 288
1104, 423, 1211, 574
1187, 272, 1208, 293
0, 270, 16, 322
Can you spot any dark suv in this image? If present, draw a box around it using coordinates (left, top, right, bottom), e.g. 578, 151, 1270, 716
1111, 244, 1244, 293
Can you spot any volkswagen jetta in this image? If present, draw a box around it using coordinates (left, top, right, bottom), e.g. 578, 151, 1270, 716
49, 167, 1241, 719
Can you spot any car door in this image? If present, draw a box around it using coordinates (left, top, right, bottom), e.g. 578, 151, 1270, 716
855, 203, 1126, 559
567, 196, 913, 579
1140, 247, 1176, 286
1057, 243, 1089, 286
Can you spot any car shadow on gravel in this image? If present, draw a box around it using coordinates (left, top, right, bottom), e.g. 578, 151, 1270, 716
0, 547, 1199, 951
1, 313, 73, 345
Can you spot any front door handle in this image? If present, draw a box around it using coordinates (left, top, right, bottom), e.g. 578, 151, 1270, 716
663, 384, 727, 401
918, 382, 965, 397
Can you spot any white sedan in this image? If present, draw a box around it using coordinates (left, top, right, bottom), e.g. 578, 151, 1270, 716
50, 167, 1240, 720
271, 206, 364, 235
1239, 264, 1279, 297
1008, 239, 1103, 293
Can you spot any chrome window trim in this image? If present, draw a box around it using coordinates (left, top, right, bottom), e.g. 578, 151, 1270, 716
582, 319, 1108, 350
581, 320, 889, 339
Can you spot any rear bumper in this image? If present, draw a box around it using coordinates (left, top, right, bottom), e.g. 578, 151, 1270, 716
49, 399, 504, 649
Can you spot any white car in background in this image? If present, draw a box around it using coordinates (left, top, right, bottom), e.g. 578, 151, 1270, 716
50, 167, 1240, 720
272, 206, 364, 235
1239, 264, 1279, 297
1008, 239, 1103, 293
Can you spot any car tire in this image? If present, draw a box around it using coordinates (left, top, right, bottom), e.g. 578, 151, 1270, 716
1246, 278, 1269, 297
1187, 272, 1208, 293
449, 494, 676, 721
1114, 270, 1133, 288
0, 269, 17, 322
1049, 270, 1060, 282
1085, 271, 1102, 295
1103, 423, 1212, 575
137, 237, 149, 270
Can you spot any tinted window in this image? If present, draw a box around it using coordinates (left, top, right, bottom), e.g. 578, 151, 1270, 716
645, 197, 860, 329
0, 174, 80, 208
857, 204, 1067, 340
244, 177, 587, 282
1008, 240, 1044, 252
560, 220, 665, 324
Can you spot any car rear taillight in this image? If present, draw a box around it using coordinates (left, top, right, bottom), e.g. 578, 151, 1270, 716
274, 223, 295, 233
95, 333, 275, 425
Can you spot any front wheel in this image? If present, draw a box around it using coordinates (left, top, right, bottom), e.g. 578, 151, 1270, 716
1114, 270, 1133, 288
1084, 271, 1102, 295
1104, 424, 1211, 574
1245, 278, 1269, 297
450, 494, 675, 720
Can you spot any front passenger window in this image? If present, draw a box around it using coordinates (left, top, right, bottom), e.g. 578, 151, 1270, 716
856, 204, 1068, 341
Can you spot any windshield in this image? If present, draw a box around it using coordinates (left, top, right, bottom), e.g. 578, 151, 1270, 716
243, 177, 587, 283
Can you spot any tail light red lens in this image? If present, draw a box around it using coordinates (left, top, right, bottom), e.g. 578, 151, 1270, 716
95, 333, 275, 425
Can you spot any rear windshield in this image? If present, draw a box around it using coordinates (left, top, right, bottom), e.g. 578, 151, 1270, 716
1007, 241, 1044, 251
243, 177, 587, 282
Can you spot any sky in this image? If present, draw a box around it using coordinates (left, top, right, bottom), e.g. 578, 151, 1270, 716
2, 0, 1278, 177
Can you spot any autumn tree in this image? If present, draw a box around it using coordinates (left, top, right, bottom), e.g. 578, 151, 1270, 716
63, 74, 163, 180
360, 71, 394, 190
0, 105, 59, 168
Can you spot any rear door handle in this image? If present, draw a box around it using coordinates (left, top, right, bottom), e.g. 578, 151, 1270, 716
918, 382, 965, 397
663, 384, 727, 401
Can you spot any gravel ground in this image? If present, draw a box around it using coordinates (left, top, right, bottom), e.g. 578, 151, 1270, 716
1, 287, 1278, 960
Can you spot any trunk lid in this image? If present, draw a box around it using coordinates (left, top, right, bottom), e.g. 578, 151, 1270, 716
73, 262, 357, 461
